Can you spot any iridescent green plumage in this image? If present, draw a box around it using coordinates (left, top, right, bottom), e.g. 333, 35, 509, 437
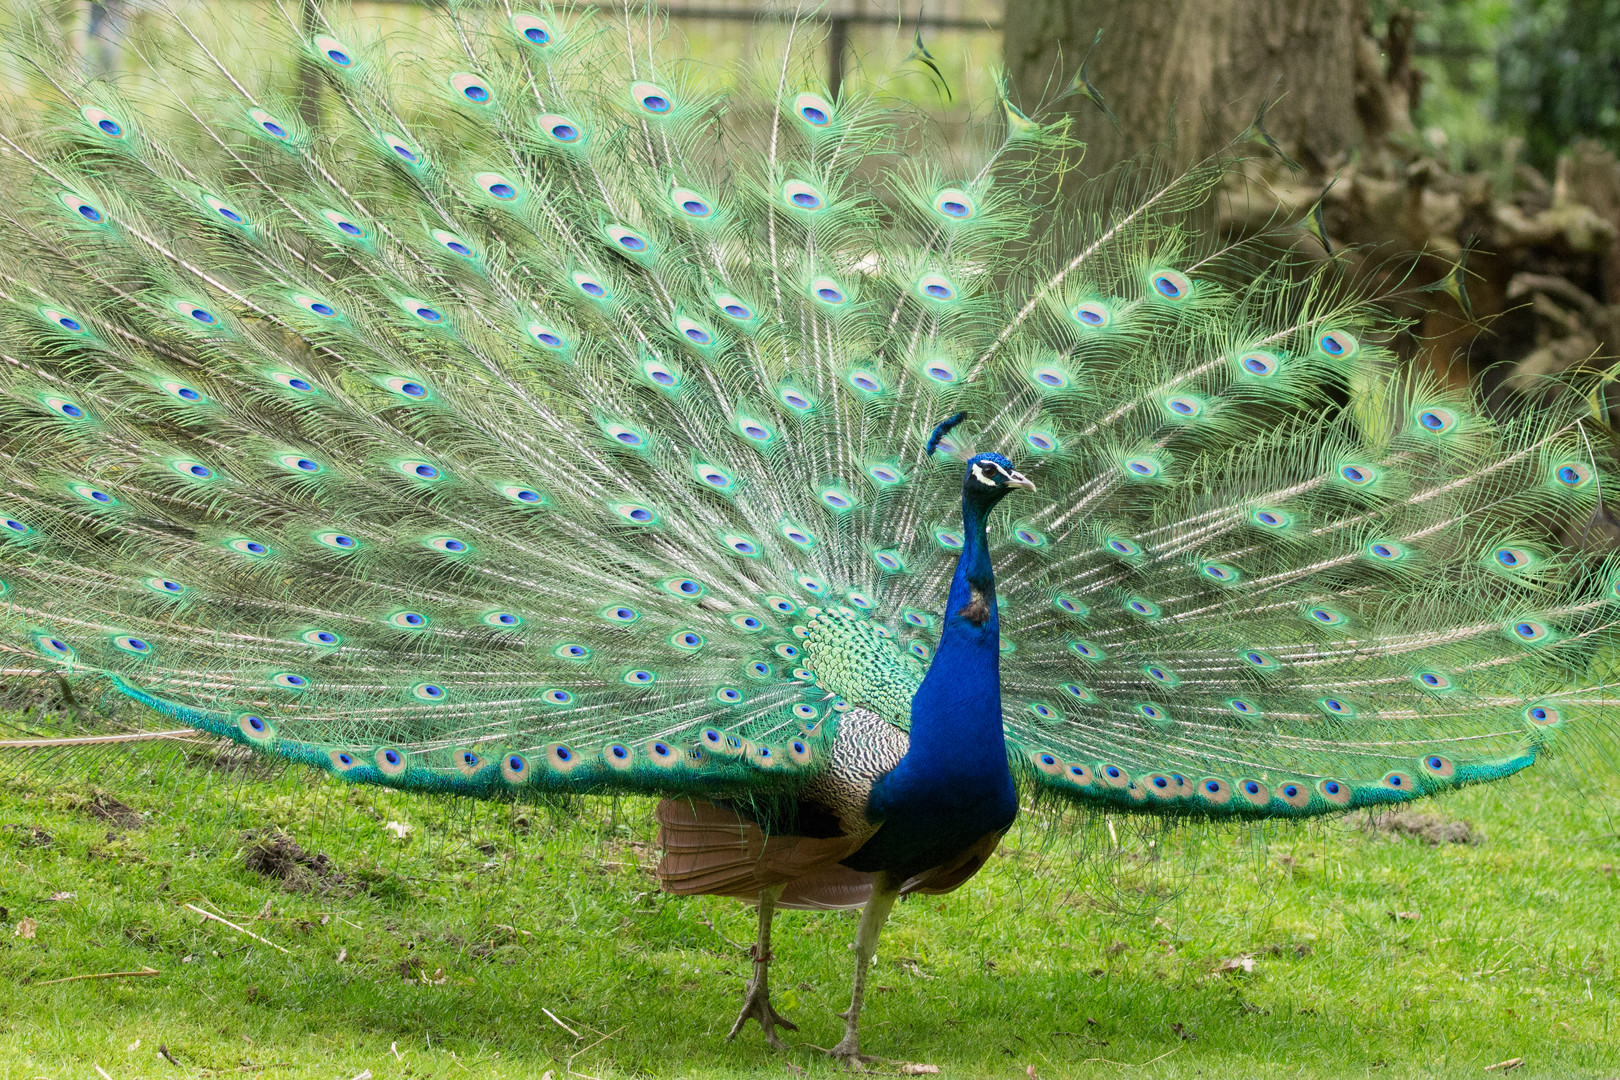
0, 0, 1614, 828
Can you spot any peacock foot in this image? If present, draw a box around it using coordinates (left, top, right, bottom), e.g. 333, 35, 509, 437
726, 975, 798, 1050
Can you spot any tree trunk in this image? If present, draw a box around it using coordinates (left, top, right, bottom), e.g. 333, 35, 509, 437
1003, 0, 1364, 179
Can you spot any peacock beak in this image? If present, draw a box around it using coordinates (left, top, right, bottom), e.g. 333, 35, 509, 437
1005, 471, 1036, 492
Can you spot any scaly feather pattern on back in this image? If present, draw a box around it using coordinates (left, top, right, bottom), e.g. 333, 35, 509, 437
0, 1, 1615, 815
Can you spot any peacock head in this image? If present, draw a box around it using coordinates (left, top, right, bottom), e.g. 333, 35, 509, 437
963, 452, 1036, 504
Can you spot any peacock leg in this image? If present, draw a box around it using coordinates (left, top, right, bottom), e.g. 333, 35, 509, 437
727, 884, 798, 1049
827, 875, 900, 1065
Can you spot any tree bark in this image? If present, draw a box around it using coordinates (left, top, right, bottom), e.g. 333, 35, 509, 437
1003, 0, 1363, 179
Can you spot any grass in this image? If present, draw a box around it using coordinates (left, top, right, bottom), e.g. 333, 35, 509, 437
1, 736, 1618, 1080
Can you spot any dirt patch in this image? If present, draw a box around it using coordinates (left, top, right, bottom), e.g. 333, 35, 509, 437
1371, 811, 1480, 846
2, 824, 52, 847
83, 793, 145, 831
241, 830, 358, 896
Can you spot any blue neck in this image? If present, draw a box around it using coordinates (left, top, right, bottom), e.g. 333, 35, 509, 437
892, 490, 1010, 785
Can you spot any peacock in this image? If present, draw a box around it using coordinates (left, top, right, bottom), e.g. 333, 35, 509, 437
1, 0, 1617, 1064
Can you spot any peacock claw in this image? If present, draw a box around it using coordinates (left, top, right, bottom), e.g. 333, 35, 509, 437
726, 976, 798, 1050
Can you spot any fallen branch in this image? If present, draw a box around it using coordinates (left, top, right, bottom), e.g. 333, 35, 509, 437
32, 966, 161, 987
184, 903, 289, 954
542, 1007, 583, 1040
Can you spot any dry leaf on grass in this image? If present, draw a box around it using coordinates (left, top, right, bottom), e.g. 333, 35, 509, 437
14, 918, 37, 939
1216, 954, 1256, 974
899, 1065, 940, 1076
1390, 910, 1422, 922
384, 821, 413, 839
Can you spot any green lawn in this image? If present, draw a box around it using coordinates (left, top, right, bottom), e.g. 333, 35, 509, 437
1, 734, 1617, 1079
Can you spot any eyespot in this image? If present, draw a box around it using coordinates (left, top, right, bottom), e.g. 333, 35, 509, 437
747, 661, 774, 679
412, 683, 445, 701
1553, 461, 1594, 488
643, 358, 682, 389
203, 194, 246, 225
628, 81, 674, 114
933, 188, 975, 220
572, 272, 610, 300
388, 611, 429, 629
1143, 664, 1177, 685
293, 295, 340, 319
846, 370, 884, 395
537, 113, 584, 144
1317, 696, 1354, 717
1071, 301, 1110, 328
676, 316, 716, 346
1054, 596, 1087, 617
502, 754, 529, 782
1240, 649, 1279, 669
1382, 771, 1415, 791
1306, 607, 1347, 626
716, 294, 755, 322
670, 629, 705, 651
1202, 562, 1241, 583
1493, 546, 1536, 570
301, 629, 340, 645
793, 92, 835, 127
1508, 619, 1551, 643
70, 483, 114, 505
384, 376, 430, 399
1339, 463, 1376, 485
315, 531, 358, 550
1030, 365, 1072, 391
1137, 703, 1166, 721
774, 642, 801, 661
249, 108, 292, 141
1022, 430, 1057, 453
916, 274, 958, 302
238, 714, 274, 742
81, 106, 126, 138
1414, 670, 1452, 690
1317, 329, 1358, 358
41, 308, 88, 334
41, 395, 86, 420
1150, 269, 1191, 299
1125, 597, 1160, 618
1415, 406, 1459, 434
1250, 508, 1289, 531
501, 484, 545, 505
1122, 457, 1160, 479
313, 35, 353, 66
555, 643, 591, 660
1069, 639, 1103, 660
1237, 351, 1279, 376
111, 635, 150, 655
923, 360, 960, 384
1162, 395, 1202, 418
381, 133, 421, 163
272, 672, 308, 689
518, 320, 570, 351
512, 14, 554, 46
671, 187, 713, 218
432, 229, 477, 258
820, 486, 855, 510
451, 73, 493, 104
171, 459, 215, 480
779, 386, 814, 411
731, 612, 763, 632
1526, 703, 1562, 726
425, 536, 468, 553
1367, 540, 1407, 561
474, 172, 520, 201
1105, 538, 1141, 557
782, 179, 826, 211
613, 502, 658, 524
271, 371, 317, 393
602, 604, 639, 624
59, 192, 105, 223
810, 277, 848, 306
607, 225, 652, 255
935, 529, 964, 549
622, 668, 657, 686
35, 634, 73, 659
1227, 698, 1260, 716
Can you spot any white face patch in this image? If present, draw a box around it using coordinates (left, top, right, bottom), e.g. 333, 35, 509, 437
971, 463, 996, 486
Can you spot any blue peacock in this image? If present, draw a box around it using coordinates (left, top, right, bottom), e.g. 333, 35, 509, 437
0, 0, 1617, 1063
